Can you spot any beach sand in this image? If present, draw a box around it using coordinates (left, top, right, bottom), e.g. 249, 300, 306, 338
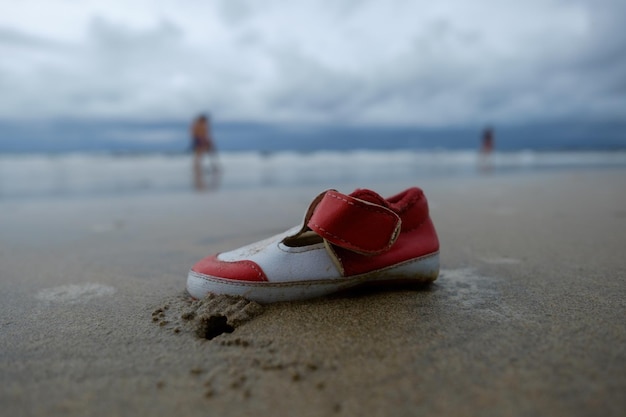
1, 169, 625, 416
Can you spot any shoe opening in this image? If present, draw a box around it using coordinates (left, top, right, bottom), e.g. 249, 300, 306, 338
282, 230, 323, 248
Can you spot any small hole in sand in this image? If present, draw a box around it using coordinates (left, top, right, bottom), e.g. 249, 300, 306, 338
198, 315, 235, 340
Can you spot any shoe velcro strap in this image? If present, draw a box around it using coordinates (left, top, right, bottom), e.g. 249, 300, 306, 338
308, 190, 401, 255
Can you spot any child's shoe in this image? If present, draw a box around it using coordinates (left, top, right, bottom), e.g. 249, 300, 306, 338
187, 187, 439, 303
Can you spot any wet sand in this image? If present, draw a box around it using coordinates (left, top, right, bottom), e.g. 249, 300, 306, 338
1, 169, 625, 416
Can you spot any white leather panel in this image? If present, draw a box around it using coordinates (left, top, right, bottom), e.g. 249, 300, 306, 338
217, 225, 341, 282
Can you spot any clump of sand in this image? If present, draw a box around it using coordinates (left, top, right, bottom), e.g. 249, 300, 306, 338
151, 293, 328, 400
152, 293, 264, 339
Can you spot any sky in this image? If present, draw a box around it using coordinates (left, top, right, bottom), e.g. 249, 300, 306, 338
1, 0, 625, 128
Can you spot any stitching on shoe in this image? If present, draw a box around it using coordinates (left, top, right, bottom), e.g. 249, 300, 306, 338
327, 192, 397, 218
245, 261, 266, 281
315, 192, 399, 252
312, 224, 396, 253
212, 255, 266, 281
391, 191, 422, 215
190, 251, 439, 288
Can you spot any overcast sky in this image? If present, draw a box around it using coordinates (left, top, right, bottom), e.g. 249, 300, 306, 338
1, 0, 625, 127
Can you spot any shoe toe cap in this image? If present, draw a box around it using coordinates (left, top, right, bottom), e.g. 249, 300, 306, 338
191, 254, 268, 282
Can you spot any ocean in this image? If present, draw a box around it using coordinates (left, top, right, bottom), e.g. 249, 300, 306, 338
2, 149, 626, 201
2, 119, 626, 200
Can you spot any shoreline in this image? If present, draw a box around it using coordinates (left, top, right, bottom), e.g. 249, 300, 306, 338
2, 150, 626, 202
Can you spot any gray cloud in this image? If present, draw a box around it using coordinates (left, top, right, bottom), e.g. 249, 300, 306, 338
0, 0, 624, 128
0, 27, 60, 48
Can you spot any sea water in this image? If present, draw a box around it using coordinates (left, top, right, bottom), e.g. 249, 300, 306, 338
1, 149, 626, 201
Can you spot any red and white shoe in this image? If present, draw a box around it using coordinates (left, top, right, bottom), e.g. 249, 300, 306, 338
187, 187, 440, 303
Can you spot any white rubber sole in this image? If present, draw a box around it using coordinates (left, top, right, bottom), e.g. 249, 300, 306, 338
187, 252, 439, 303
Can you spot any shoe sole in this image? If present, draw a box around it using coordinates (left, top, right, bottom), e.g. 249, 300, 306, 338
187, 252, 439, 303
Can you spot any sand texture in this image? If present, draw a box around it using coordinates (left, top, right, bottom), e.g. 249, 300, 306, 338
1, 170, 625, 417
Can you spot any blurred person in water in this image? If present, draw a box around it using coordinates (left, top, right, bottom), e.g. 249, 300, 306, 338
481, 126, 494, 154
190, 113, 220, 189
479, 126, 495, 173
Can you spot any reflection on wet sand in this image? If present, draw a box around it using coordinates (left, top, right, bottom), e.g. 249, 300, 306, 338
193, 164, 222, 192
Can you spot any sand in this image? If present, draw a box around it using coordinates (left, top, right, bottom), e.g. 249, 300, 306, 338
1, 169, 625, 417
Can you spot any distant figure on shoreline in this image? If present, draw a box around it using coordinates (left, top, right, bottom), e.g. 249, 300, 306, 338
479, 126, 495, 172
481, 126, 494, 155
190, 113, 220, 190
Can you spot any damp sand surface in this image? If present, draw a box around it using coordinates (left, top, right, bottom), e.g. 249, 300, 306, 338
1, 170, 626, 417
